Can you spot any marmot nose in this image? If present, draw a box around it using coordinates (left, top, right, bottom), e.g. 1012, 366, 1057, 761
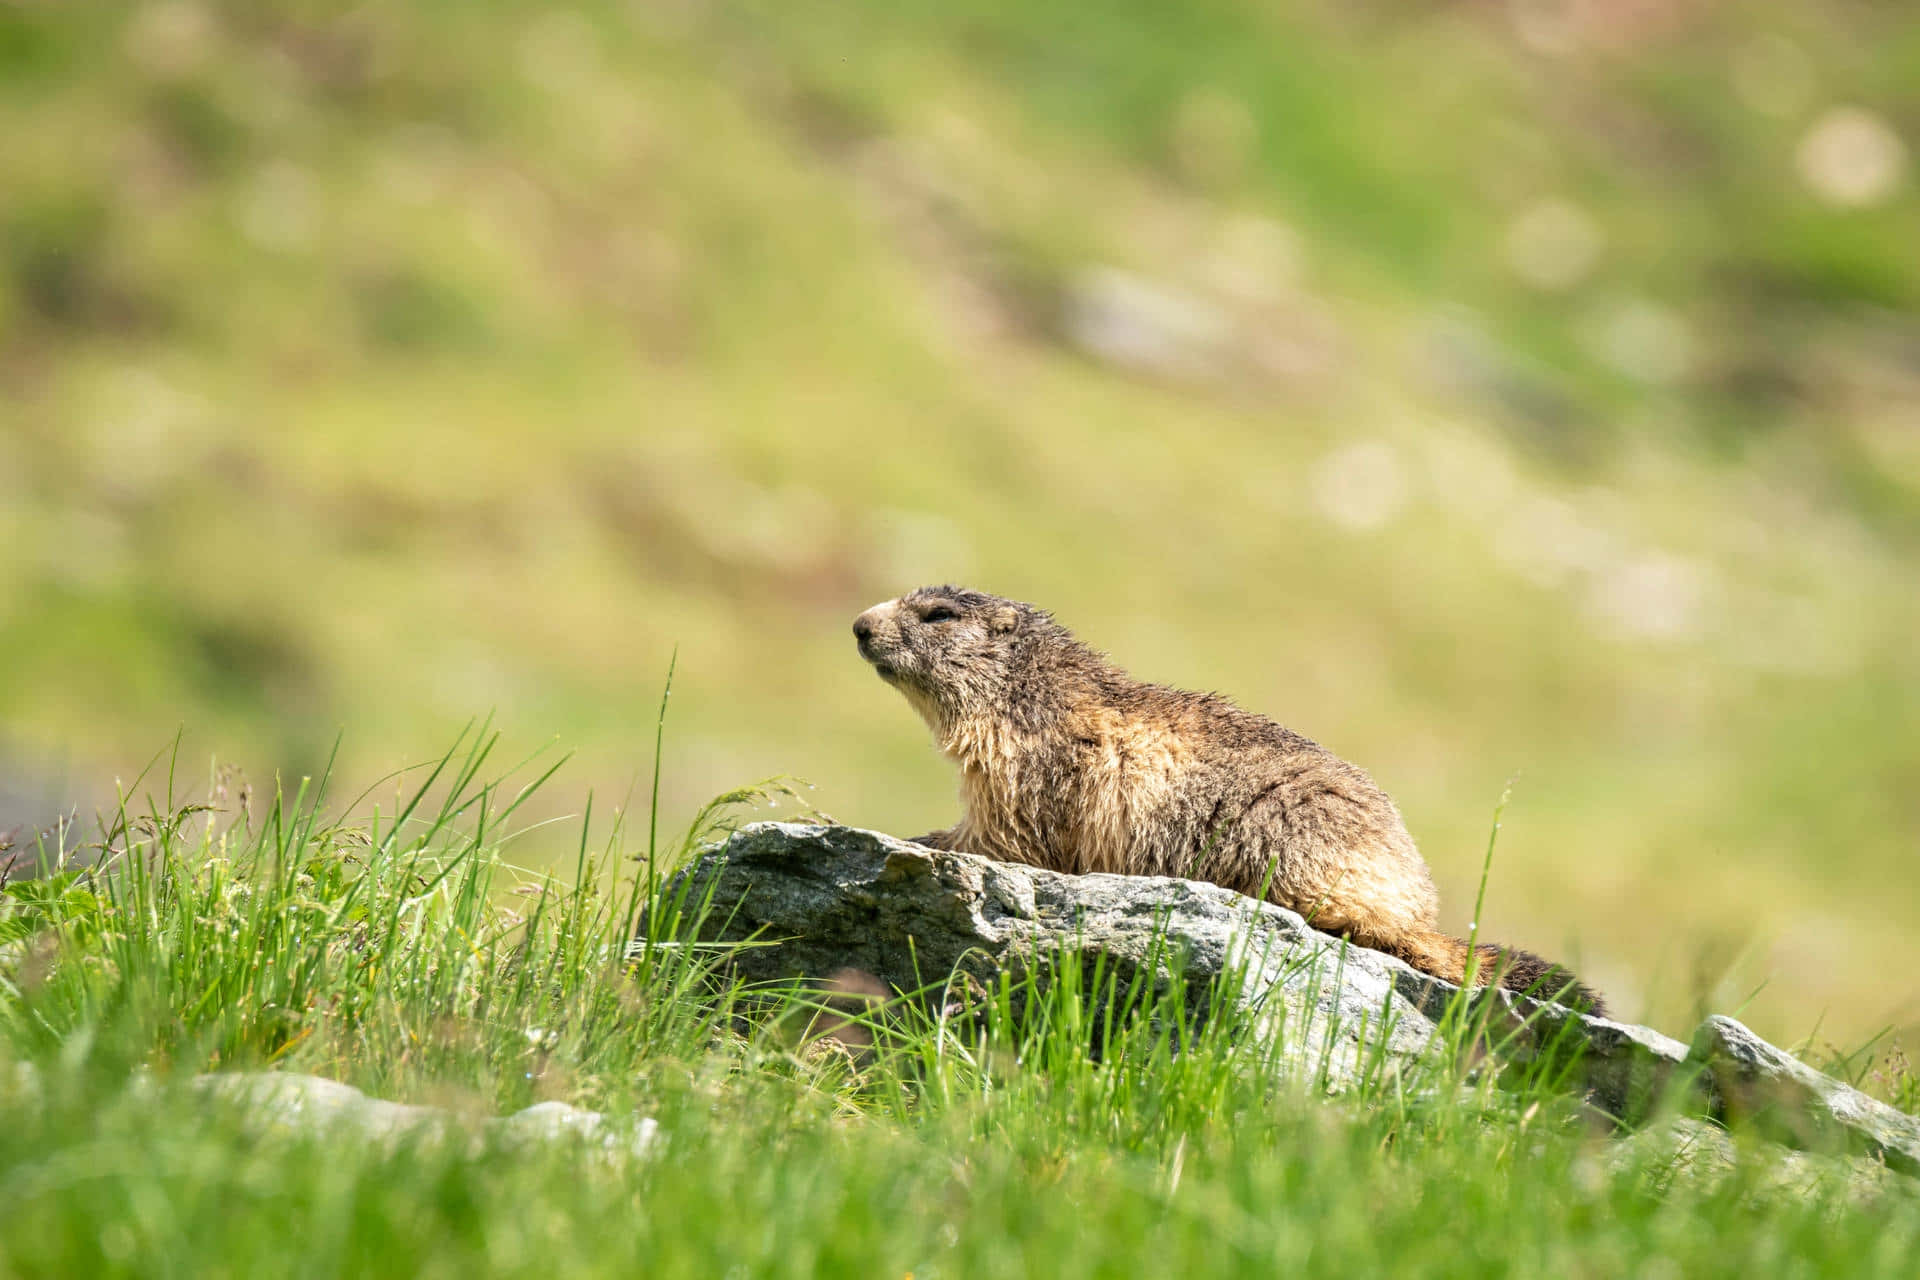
852, 615, 875, 645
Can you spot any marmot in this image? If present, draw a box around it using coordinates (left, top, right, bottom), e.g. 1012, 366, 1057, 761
853, 585, 1604, 1013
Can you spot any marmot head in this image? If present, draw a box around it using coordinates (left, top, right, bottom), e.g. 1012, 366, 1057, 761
853, 586, 1050, 729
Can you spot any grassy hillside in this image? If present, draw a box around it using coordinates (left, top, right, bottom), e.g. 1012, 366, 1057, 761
3, 759, 1916, 1275
3, 2, 1919, 1048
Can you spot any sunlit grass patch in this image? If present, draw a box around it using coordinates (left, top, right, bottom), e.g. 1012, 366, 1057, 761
3, 724, 1917, 1274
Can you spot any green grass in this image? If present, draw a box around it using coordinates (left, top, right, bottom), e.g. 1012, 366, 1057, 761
4, 735, 1918, 1276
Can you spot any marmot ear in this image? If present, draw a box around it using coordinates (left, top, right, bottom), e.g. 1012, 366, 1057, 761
988, 606, 1020, 634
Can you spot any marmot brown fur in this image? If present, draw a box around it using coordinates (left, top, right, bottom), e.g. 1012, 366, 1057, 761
853, 585, 1604, 1013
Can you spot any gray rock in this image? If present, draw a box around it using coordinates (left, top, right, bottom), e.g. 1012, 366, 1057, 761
1689, 1015, 1920, 1175
0, 746, 97, 882
1607, 1116, 1900, 1205
1063, 268, 1231, 382
196, 1072, 450, 1140
494, 1099, 662, 1158
193, 1073, 659, 1158
658, 823, 1664, 1097
1391, 977, 1697, 1122
661, 823, 1919, 1177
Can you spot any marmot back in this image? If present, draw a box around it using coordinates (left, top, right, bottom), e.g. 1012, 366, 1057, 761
853, 585, 1604, 1013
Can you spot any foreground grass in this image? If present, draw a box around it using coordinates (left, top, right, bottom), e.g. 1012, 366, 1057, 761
3, 739, 1917, 1277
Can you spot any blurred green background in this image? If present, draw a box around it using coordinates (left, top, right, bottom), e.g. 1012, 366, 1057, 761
2, 1, 1916, 1048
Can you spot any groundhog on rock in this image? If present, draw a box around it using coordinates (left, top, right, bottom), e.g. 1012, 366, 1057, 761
853, 585, 1605, 1013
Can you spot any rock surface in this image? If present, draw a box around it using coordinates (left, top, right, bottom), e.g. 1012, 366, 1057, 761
664, 821, 1443, 1090
662, 822, 1915, 1174
193, 1072, 660, 1159
1606, 1117, 1901, 1203
9, 1061, 660, 1159
1691, 1015, 1920, 1175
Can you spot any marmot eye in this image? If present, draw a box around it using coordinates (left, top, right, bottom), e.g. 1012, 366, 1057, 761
922, 606, 959, 623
